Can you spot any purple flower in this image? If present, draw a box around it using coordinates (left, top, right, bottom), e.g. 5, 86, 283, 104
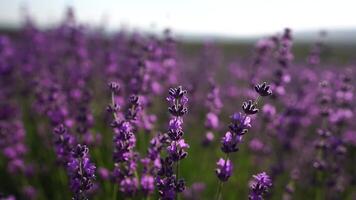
98, 167, 110, 180
249, 139, 265, 152
249, 172, 272, 200
141, 175, 155, 195
67, 144, 96, 200
53, 124, 76, 165
167, 86, 188, 117
228, 112, 251, 136
242, 100, 259, 115
108, 83, 140, 197
262, 104, 276, 119
215, 158, 233, 182
205, 112, 219, 130
202, 131, 215, 146
255, 82, 272, 97
167, 139, 189, 161
157, 86, 189, 198
221, 131, 243, 153
156, 176, 176, 200
182, 182, 206, 200
22, 186, 37, 200
120, 177, 139, 196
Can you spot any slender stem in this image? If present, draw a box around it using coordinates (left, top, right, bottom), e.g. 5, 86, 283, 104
176, 161, 180, 200
111, 92, 118, 120
215, 181, 223, 200
254, 95, 261, 106
112, 184, 118, 200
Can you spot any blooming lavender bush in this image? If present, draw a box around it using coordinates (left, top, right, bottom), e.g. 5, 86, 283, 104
0, 9, 355, 200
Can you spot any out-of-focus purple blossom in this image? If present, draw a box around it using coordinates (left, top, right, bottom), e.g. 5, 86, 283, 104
22, 186, 37, 200
140, 175, 155, 195
202, 131, 215, 146
182, 182, 206, 200
205, 112, 219, 130
262, 104, 276, 122
276, 28, 293, 68
0, 194, 16, 200
202, 79, 222, 145
249, 139, 265, 153
343, 131, 356, 146
120, 177, 139, 196
0, 107, 29, 174
98, 167, 110, 180
53, 124, 76, 165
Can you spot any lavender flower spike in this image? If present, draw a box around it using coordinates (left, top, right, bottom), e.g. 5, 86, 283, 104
156, 86, 189, 199
249, 172, 272, 200
68, 144, 96, 200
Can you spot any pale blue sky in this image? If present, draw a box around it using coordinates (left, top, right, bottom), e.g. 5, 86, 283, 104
0, 0, 355, 37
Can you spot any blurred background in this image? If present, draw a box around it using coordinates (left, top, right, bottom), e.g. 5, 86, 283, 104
0, 0, 356, 43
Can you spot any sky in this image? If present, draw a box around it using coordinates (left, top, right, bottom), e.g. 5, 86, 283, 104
0, 0, 355, 37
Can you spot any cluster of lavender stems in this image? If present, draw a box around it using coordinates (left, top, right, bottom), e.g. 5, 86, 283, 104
107, 82, 140, 197
215, 82, 272, 200
1, 9, 356, 199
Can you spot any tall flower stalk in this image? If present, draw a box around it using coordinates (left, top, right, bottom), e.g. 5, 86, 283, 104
156, 86, 189, 199
215, 82, 272, 200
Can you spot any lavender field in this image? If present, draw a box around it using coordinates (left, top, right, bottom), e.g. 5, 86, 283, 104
0, 9, 355, 200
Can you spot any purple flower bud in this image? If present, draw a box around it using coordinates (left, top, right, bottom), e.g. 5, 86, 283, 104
242, 100, 259, 115
215, 158, 233, 182
221, 132, 242, 153
108, 82, 120, 94
255, 82, 272, 97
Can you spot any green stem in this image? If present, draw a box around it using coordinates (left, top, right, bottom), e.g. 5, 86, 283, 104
176, 161, 180, 200
316, 171, 325, 200
112, 184, 118, 200
254, 95, 261, 106
215, 181, 223, 200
